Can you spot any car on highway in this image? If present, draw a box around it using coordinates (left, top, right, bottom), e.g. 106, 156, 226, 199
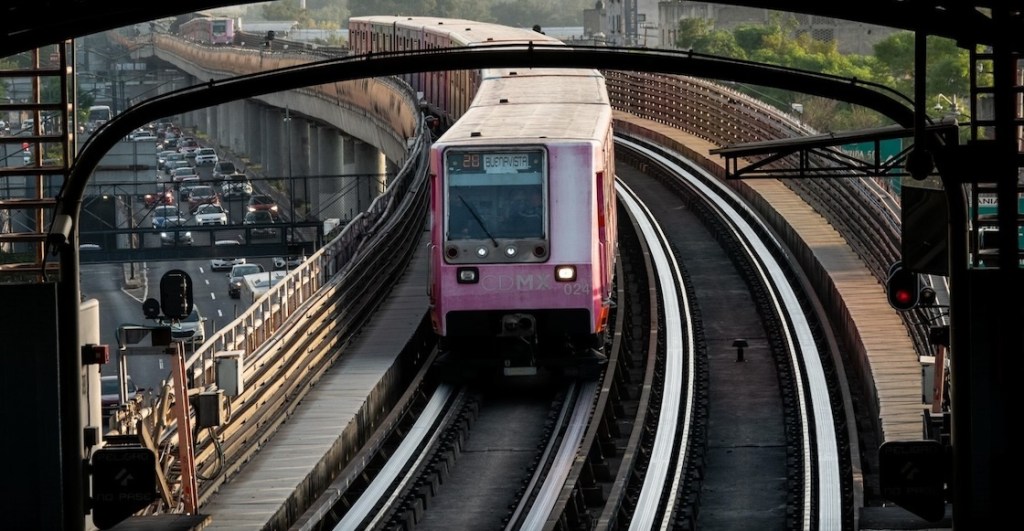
101, 375, 140, 417
221, 175, 253, 200
163, 158, 191, 176
178, 177, 202, 202
131, 130, 157, 142
170, 166, 199, 182
160, 225, 193, 246
228, 263, 265, 298
194, 147, 218, 166
157, 150, 178, 170
210, 239, 245, 267
243, 210, 277, 239
144, 188, 175, 207
150, 205, 186, 229
273, 254, 305, 270
193, 203, 228, 225
178, 138, 200, 157
158, 306, 207, 346
246, 194, 278, 215
212, 160, 240, 181
187, 185, 221, 213
211, 240, 245, 272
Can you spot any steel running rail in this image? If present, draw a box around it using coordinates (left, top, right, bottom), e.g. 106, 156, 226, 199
619, 136, 841, 530
615, 180, 697, 529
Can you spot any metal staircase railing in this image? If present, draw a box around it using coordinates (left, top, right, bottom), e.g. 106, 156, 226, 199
966, 46, 1024, 268
0, 41, 75, 282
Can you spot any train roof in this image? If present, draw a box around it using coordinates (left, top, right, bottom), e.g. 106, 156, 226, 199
439, 102, 610, 146
351, 15, 563, 47
473, 70, 608, 107
480, 67, 600, 80
351, 16, 611, 146
439, 71, 611, 146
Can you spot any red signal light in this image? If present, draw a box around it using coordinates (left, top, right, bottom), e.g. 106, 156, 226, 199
886, 263, 921, 311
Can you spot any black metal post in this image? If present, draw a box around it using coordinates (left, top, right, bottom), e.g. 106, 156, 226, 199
57, 206, 84, 531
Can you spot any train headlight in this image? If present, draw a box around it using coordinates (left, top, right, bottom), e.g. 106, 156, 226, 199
457, 267, 478, 284
476, 246, 489, 258
555, 265, 576, 282
504, 245, 518, 257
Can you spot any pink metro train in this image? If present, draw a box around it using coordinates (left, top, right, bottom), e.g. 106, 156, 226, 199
179, 16, 236, 46
349, 17, 617, 376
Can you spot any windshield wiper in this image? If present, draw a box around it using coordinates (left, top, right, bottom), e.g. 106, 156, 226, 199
457, 195, 498, 247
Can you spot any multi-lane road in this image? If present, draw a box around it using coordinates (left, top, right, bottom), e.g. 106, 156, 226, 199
84, 254, 281, 390
83, 157, 294, 391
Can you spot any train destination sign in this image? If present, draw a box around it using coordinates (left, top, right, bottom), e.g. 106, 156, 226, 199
447, 150, 544, 175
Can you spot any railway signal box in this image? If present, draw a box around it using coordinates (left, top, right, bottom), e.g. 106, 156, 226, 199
91, 445, 158, 529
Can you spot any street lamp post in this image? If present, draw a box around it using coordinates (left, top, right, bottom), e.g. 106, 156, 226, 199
284, 107, 294, 243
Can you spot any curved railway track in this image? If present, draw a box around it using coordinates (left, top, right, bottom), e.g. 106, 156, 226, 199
289, 138, 852, 530
116, 34, 932, 525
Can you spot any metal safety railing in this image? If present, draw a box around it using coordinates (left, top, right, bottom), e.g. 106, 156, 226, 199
0, 41, 76, 283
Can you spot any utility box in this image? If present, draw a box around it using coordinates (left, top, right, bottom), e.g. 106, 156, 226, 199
920, 355, 935, 405
195, 390, 224, 429
216, 350, 244, 398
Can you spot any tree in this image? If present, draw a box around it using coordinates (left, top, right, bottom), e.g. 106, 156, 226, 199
262, 0, 305, 20
873, 31, 971, 106
675, 18, 713, 50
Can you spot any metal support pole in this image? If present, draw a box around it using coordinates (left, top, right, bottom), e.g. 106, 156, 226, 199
170, 342, 198, 514
57, 205, 84, 531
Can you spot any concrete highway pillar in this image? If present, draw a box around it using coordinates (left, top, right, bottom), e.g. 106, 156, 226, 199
316, 129, 345, 222
214, 103, 229, 150
350, 139, 385, 213
264, 108, 283, 179
244, 101, 260, 164
206, 106, 219, 145
228, 100, 246, 155
286, 116, 311, 220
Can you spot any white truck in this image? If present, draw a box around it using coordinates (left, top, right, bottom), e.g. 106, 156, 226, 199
239, 270, 288, 304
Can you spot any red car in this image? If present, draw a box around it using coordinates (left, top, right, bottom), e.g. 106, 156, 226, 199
246, 194, 278, 215
145, 188, 175, 207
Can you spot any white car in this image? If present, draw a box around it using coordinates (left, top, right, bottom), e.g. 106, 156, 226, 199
221, 176, 253, 199
131, 130, 157, 142
193, 203, 228, 226
158, 306, 207, 346
194, 147, 219, 166
210, 240, 245, 271
273, 255, 306, 270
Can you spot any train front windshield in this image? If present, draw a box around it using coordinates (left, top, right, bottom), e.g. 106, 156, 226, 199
445, 149, 545, 240
212, 20, 230, 36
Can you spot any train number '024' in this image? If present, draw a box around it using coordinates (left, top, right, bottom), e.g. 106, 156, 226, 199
563, 282, 590, 296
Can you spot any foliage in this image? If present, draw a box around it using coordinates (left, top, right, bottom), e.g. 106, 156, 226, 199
675, 18, 715, 51
675, 17, 974, 132
258, 0, 348, 29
